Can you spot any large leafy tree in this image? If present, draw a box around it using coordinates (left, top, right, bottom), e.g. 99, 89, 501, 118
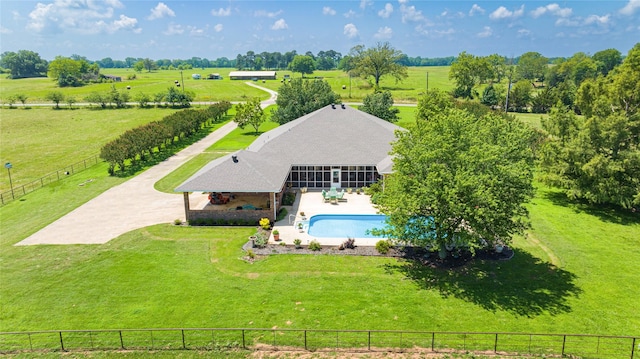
349, 42, 408, 89
0, 50, 48, 78
540, 43, 640, 208
288, 55, 315, 77
592, 48, 622, 76
358, 91, 399, 122
271, 78, 340, 124
449, 51, 493, 98
516, 52, 548, 86
234, 98, 265, 134
376, 108, 536, 256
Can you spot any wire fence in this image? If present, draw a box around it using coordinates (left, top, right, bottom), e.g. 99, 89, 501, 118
0, 328, 637, 358
0, 154, 100, 205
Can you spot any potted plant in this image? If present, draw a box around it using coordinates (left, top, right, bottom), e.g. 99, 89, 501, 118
297, 222, 304, 232
293, 238, 302, 249
272, 229, 280, 241
347, 188, 353, 194
356, 188, 361, 195
300, 211, 306, 220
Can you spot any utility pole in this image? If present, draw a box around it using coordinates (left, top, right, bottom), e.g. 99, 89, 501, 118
180, 70, 185, 92
426, 72, 429, 92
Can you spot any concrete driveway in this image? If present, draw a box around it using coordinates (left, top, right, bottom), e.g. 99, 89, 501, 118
16, 83, 277, 246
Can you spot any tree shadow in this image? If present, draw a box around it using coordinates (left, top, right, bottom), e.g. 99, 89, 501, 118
383, 249, 582, 317
542, 190, 640, 225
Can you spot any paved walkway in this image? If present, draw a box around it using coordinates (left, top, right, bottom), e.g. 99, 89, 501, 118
16, 83, 277, 246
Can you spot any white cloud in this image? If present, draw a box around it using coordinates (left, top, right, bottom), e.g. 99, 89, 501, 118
163, 23, 184, 35
400, 3, 424, 23
255, 10, 283, 18
26, 1, 139, 34
555, 18, 579, 27
584, 14, 610, 25
360, 0, 372, 10
374, 26, 393, 39
477, 26, 492, 38
517, 28, 532, 37
271, 18, 288, 30
0, 26, 13, 34
378, 3, 393, 18
344, 10, 357, 18
489, 5, 524, 20
214, 23, 223, 32
323, 7, 336, 16
620, 0, 640, 15
531, 3, 572, 18
469, 4, 485, 16
148, 2, 175, 20
344, 23, 359, 38
211, 7, 231, 16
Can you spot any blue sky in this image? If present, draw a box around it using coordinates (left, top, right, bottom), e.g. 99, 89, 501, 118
1, 0, 639, 61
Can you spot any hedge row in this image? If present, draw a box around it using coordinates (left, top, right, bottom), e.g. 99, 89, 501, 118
189, 218, 260, 226
100, 101, 231, 173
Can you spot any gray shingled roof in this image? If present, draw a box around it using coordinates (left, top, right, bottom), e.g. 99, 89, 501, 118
175, 105, 402, 193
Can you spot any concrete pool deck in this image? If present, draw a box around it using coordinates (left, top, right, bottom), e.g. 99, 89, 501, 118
271, 190, 384, 246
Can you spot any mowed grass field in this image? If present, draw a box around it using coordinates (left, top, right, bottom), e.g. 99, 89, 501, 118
0, 66, 451, 104
0, 69, 638, 339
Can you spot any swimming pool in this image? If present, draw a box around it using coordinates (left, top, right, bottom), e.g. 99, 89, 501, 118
307, 214, 389, 238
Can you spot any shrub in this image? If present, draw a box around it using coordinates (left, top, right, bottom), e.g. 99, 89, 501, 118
282, 192, 296, 205
259, 217, 270, 230
173, 218, 182, 225
293, 238, 302, 248
253, 232, 268, 248
308, 240, 322, 251
246, 249, 255, 259
339, 237, 356, 250
375, 239, 392, 254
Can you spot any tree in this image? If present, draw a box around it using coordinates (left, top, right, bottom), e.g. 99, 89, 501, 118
133, 61, 145, 73
288, 55, 315, 77
416, 89, 454, 122
358, 91, 399, 122
234, 98, 265, 134
481, 84, 501, 108
143, 58, 156, 72
375, 108, 535, 256
349, 42, 408, 89
592, 48, 622, 76
48, 57, 84, 87
540, 44, 640, 209
449, 51, 478, 99
15, 94, 28, 107
45, 91, 65, 109
516, 52, 548, 86
508, 80, 533, 112
0, 50, 48, 78
66, 96, 76, 109
272, 78, 340, 124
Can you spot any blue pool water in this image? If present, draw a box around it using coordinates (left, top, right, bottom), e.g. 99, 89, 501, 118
307, 214, 389, 238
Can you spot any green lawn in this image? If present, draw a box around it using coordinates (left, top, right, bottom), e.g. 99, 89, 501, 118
1, 181, 638, 335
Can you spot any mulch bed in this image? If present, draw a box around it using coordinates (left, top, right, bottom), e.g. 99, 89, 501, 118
243, 241, 514, 268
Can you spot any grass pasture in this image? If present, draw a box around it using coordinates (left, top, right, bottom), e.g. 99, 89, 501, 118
0, 67, 452, 105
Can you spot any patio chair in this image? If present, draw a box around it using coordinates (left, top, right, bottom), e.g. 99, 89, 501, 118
336, 189, 346, 201
321, 190, 331, 202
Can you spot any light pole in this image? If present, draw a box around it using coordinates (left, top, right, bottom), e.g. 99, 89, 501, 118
5, 162, 14, 200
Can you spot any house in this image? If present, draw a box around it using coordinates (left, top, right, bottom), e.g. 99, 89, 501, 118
228, 71, 277, 80
175, 104, 401, 223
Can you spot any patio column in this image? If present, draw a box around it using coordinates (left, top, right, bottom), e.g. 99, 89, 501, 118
272, 192, 277, 221
182, 192, 190, 220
